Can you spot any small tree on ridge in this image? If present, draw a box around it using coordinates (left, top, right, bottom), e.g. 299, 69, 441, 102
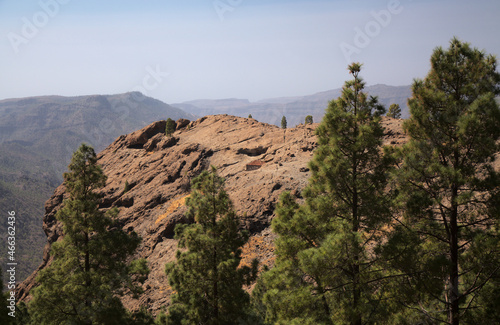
387, 103, 401, 119
281, 116, 287, 129
165, 118, 175, 137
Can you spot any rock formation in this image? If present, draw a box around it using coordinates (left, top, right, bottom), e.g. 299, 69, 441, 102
17, 114, 407, 315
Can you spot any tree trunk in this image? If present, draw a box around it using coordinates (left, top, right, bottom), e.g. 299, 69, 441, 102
85, 230, 92, 325
449, 185, 460, 325
317, 282, 332, 324
351, 86, 362, 325
212, 185, 219, 325
352, 189, 361, 325
213, 245, 218, 324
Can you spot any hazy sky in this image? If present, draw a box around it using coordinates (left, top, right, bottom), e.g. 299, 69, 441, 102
1, 0, 499, 104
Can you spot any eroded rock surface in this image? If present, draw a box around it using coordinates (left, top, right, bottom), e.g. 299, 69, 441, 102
17, 115, 406, 315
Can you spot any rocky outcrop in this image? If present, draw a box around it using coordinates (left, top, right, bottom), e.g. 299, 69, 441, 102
125, 120, 168, 149
17, 115, 406, 315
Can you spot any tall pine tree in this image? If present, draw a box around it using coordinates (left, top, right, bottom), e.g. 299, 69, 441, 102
389, 38, 500, 325
29, 144, 148, 325
164, 166, 258, 325
259, 63, 393, 324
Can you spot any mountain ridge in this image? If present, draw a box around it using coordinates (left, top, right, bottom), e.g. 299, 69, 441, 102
17, 114, 408, 315
173, 84, 412, 126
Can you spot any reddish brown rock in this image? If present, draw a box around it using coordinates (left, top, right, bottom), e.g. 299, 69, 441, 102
381, 116, 408, 146
125, 120, 167, 149
17, 114, 406, 315
175, 118, 190, 130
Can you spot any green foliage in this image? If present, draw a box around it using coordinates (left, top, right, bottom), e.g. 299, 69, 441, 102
387, 103, 401, 119
14, 302, 32, 325
165, 118, 176, 137
281, 116, 287, 129
387, 38, 500, 324
123, 180, 130, 194
305, 115, 313, 124
125, 306, 156, 325
248, 114, 253, 119
463, 267, 500, 323
259, 63, 394, 324
28, 143, 149, 325
165, 166, 258, 324
154, 309, 168, 325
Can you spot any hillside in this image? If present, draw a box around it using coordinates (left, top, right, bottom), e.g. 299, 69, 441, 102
0, 92, 194, 282
0, 92, 194, 171
173, 84, 412, 127
17, 114, 408, 315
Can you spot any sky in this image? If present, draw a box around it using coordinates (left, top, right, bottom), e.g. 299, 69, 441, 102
1, 0, 499, 104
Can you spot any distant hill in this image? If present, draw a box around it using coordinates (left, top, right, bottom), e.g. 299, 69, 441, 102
173, 84, 412, 127
0, 92, 194, 174
0, 92, 194, 282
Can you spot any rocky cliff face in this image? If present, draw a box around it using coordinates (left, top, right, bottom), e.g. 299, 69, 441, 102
17, 114, 406, 315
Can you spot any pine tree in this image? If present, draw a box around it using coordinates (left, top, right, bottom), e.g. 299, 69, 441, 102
248, 114, 253, 119
387, 103, 401, 119
281, 116, 287, 129
125, 307, 156, 325
259, 63, 393, 324
165, 166, 258, 325
29, 144, 149, 325
389, 38, 500, 325
305, 115, 313, 124
165, 118, 175, 137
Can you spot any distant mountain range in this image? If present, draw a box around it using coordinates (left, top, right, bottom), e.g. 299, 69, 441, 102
174, 84, 412, 127
0, 92, 194, 282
